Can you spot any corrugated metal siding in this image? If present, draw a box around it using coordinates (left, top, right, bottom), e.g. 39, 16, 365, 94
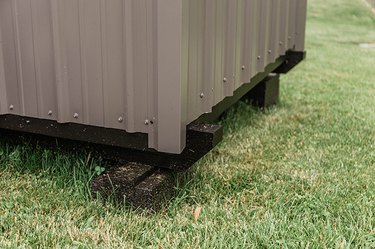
184, 0, 307, 123
0, 0, 307, 154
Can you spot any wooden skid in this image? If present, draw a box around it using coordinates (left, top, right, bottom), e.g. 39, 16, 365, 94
243, 73, 280, 108
91, 163, 180, 211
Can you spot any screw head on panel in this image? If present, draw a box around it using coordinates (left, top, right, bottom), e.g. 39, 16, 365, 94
118, 117, 124, 123
241, 65, 246, 70
200, 93, 205, 99
144, 119, 150, 125
268, 50, 272, 54
73, 113, 79, 119
257, 56, 261, 60
223, 77, 227, 83
48, 110, 53, 116
9, 105, 14, 111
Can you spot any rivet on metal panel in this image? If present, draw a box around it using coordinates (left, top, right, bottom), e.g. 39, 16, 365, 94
241, 65, 246, 70
257, 56, 261, 60
145, 120, 150, 125
268, 50, 272, 54
118, 117, 124, 123
200, 93, 205, 99
48, 110, 53, 116
223, 77, 228, 83
9, 105, 14, 111
73, 113, 79, 119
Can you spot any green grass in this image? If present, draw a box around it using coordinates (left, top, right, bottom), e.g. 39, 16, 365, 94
1, 0, 375, 248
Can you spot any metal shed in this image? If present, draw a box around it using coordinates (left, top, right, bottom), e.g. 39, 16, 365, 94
0, 0, 307, 169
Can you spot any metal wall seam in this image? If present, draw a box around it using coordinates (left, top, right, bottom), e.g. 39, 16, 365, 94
187, 0, 197, 122
156, 0, 185, 153
256, 0, 268, 74
223, 0, 237, 98
241, 0, 252, 84
295, 0, 308, 51
0, 1, 19, 115
0, 26, 8, 113
123, 0, 135, 133
235, 0, 245, 89
101, 0, 126, 130
268, 0, 279, 64
146, 0, 158, 149
249, 0, 259, 80
202, 0, 216, 114
280, 0, 289, 56
0, 0, 308, 154
213, 0, 225, 107
287, 0, 297, 50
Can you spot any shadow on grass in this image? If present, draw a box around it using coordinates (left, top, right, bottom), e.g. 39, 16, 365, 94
0, 100, 291, 213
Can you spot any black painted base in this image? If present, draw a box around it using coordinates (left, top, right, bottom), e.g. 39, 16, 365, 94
91, 163, 175, 211
0, 50, 306, 210
0, 123, 222, 171
243, 74, 280, 108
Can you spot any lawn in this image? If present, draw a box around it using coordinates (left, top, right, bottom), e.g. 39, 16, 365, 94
1, 0, 374, 248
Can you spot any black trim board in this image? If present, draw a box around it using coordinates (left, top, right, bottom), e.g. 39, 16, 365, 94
0, 51, 305, 170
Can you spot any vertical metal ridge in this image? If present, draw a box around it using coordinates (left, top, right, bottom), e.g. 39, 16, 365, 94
0, 27, 8, 113
197, 0, 204, 117
223, 0, 237, 97
295, 0, 308, 51
202, 0, 215, 114
0, 0, 20, 114
100, 0, 107, 127
78, 0, 88, 124
123, 0, 135, 132
235, 0, 245, 88
156, 0, 185, 153
0, 0, 307, 154
249, 0, 259, 80
146, 0, 156, 148
287, 0, 297, 50
187, 0, 196, 121
214, 0, 224, 105
29, 0, 41, 117
11, 0, 26, 115
242, 0, 252, 82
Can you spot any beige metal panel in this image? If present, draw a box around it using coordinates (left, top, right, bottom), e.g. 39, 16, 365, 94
268, 0, 280, 64
278, 0, 289, 56
186, 0, 204, 122
0, 26, 7, 114
234, 0, 246, 89
287, 0, 297, 50
101, 0, 127, 130
213, 0, 225, 107
223, 0, 237, 97
0, 1, 22, 115
256, 0, 271, 74
295, 0, 308, 51
30, 0, 57, 120
202, 0, 216, 114
0, 0, 307, 154
240, 0, 254, 83
248, 0, 260, 80
155, 0, 186, 153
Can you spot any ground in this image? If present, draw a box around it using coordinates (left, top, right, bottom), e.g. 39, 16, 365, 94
0, 0, 374, 248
